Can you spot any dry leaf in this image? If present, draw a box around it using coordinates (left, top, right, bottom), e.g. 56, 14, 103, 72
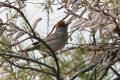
103, 24, 116, 35
0, 27, 6, 36
71, 18, 88, 29
8, 22, 17, 31
14, 31, 25, 40
32, 18, 42, 30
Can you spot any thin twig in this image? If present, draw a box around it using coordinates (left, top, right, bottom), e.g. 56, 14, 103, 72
66, 59, 88, 75
111, 67, 120, 77
70, 63, 98, 80
0, 52, 55, 71
6, 58, 55, 77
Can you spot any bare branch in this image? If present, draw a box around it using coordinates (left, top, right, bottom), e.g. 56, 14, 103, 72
6, 58, 55, 77
0, 52, 55, 71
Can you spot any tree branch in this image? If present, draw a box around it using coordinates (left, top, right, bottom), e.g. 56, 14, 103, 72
6, 58, 55, 77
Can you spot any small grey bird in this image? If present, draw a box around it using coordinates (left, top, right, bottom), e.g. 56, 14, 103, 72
20, 21, 69, 52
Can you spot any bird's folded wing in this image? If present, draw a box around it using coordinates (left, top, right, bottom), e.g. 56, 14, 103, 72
43, 33, 58, 42
32, 33, 58, 45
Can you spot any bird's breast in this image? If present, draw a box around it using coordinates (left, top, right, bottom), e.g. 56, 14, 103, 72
46, 33, 68, 51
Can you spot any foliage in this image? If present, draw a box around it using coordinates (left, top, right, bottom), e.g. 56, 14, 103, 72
0, 0, 119, 80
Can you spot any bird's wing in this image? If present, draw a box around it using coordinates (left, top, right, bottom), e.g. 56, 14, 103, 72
43, 33, 58, 42
32, 33, 58, 45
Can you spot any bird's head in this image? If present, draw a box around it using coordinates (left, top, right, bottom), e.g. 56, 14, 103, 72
56, 21, 70, 31
56, 21, 66, 30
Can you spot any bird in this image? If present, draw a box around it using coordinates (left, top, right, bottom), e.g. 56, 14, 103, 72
20, 20, 69, 52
